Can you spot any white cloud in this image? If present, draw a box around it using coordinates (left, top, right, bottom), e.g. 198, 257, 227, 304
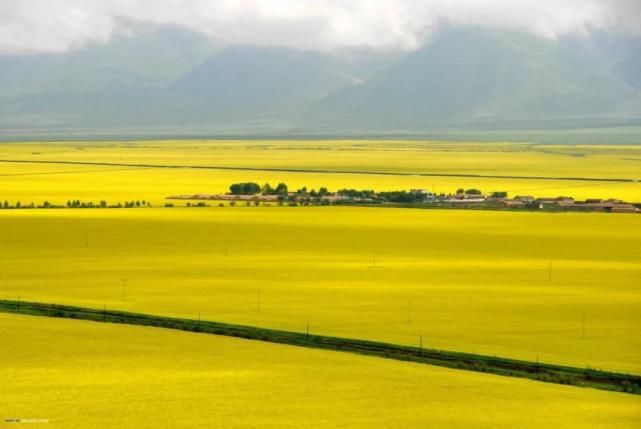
0, 0, 639, 54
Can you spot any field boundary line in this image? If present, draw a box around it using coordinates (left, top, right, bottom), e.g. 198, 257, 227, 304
1, 300, 640, 395
0, 159, 636, 183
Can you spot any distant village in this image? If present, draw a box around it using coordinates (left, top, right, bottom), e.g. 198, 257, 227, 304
167, 182, 641, 213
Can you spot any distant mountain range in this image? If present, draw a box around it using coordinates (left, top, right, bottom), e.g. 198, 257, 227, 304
1, 25, 640, 134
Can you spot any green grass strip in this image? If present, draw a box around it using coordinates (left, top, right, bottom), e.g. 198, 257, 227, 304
1, 299, 639, 395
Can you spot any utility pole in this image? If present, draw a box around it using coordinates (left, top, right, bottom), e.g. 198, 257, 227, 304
306, 321, 310, 346
121, 278, 127, 302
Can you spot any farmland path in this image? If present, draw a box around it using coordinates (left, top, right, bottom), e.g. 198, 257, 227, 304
0, 159, 637, 183
1, 299, 640, 395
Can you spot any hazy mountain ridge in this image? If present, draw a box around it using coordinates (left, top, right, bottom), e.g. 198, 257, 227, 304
1, 26, 640, 132
308, 29, 641, 130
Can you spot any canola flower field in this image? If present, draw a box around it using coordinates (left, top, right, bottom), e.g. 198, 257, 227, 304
0, 140, 640, 204
1, 313, 640, 428
1, 140, 640, 427
1, 205, 639, 374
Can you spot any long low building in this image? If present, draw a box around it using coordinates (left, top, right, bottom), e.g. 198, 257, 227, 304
566, 202, 639, 213
501, 196, 640, 213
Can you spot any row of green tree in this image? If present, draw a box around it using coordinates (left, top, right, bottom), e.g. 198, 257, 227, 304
0, 200, 152, 209
229, 182, 289, 195
229, 182, 332, 197
227, 183, 509, 202
336, 189, 426, 203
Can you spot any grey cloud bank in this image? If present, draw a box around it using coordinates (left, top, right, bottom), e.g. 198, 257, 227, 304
0, 0, 640, 54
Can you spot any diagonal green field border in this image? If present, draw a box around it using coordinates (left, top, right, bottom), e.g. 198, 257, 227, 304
0, 159, 637, 183
1, 299, 639, 395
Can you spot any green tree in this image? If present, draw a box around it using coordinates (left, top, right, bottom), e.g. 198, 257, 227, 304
230, 182, 261, 195
275, 182, 288, 196
262, 183, 273, 195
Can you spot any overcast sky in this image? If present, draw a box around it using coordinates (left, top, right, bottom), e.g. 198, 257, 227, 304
0, 0, 640, 54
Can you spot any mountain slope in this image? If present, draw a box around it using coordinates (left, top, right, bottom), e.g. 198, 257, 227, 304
0, 39, 396, 129
0, 26, 219, 128
0, 26, 640, 132
168, 45, 397, 124
308, 29, 641, 130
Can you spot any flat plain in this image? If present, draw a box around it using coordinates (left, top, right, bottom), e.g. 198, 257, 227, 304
2, 207, 640, 372
1, 140, 640, 427
1, 313, 640, 428
1, 140, 640, 205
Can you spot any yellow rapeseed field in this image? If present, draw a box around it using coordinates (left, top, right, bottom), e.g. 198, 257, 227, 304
1, 313, 639, 429
1, 140, 640, 204
1, 206, 639, 373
